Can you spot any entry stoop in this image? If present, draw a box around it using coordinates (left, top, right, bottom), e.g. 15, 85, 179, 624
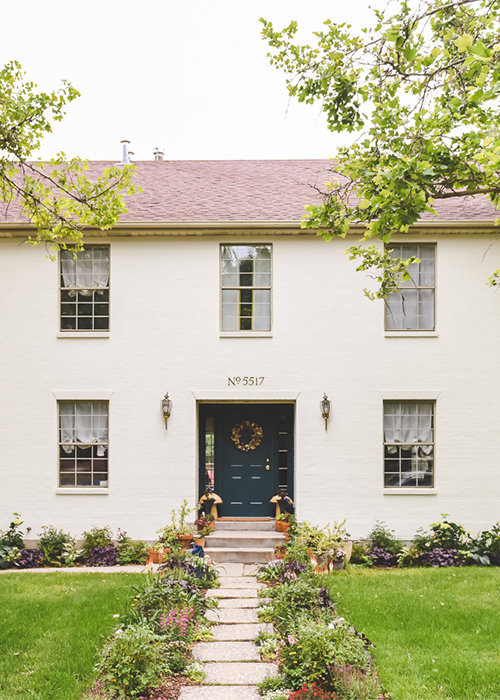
204, 520, 284, 563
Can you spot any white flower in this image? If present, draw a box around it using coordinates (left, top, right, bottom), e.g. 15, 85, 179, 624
112, 614, 120, 618
115, 629, 123, 636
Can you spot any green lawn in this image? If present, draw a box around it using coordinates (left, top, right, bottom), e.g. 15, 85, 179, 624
0, 572, 145, 700
321, 567, 500, 700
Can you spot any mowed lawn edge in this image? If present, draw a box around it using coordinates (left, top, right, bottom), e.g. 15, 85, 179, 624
320, 567, 500, 700
0, 571, 146, 700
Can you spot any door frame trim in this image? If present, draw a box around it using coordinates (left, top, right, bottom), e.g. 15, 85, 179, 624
197, 399, 296, 517
193, 390, 300, 402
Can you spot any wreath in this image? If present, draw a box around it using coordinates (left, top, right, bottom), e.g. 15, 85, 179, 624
230, 420, 263, 452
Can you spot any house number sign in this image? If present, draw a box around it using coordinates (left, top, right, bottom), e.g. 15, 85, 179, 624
228, 376, 265, 386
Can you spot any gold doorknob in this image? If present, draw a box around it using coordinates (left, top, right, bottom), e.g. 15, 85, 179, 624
266, 465, 270, 470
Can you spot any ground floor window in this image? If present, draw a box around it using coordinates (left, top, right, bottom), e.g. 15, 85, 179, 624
384, 401, 434, 487
58, 401, 109, 487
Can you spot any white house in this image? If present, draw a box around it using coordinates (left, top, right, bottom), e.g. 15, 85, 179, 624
1, 156, 499, 541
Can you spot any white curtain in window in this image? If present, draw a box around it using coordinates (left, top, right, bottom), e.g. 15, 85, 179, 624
61, 249, 109, 290
60, 402, 108, 455
385, 403, 433, 454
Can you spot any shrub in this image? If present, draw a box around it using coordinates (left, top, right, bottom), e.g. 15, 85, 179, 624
17, 548, 44, 569
96, 623, 169, 698
366, 521, 402, 556
116, 530, 149, 565
88, 545, 118, 567
38, 525, 73, 566
278, 616, 373, 690
0, 513, 25, 569
413, 514, 471, 553
266, 578, 335, 635
328, 661, 384, 699
422, 548, 462, 568
81, 525, 114, 560
350, 542, 373, 566
159, 552, 219, 588
368, 546, 398, 568
469, 522, 500, 566
290, 683, 338, 699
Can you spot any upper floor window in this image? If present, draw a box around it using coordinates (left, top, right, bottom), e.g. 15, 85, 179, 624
58, 401, 109, 487
221, 245, 271, 331
60, 246, 110, 331
385, 244, 435, 330
384, 401, 434, 488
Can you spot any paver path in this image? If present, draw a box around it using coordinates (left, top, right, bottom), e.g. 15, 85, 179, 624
179, 562, 277, 700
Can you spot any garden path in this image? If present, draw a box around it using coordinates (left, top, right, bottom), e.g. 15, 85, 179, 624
179, 562, 277, 699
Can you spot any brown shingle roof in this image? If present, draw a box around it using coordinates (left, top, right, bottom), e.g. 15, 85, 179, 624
1, 159, 499, 224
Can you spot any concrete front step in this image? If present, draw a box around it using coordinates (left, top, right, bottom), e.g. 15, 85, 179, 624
206, 531, 284, 549
203, 661, 277, 684
215, 520, 276, 531
205, 547, 274, 563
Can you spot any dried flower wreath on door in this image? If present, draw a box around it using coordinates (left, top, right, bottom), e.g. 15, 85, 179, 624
230, 420, 263, 452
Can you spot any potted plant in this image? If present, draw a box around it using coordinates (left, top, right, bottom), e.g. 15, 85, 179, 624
330, 548, 346, 570
276, 512, 292, 533
195, 514, 215, 535
169, 500, 195, 549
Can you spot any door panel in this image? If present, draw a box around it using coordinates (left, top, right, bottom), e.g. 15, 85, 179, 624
199, 404, 294, 517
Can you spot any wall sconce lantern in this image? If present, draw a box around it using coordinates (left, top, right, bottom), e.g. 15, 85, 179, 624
161, 392, 172, 430
320, 393, 331, 431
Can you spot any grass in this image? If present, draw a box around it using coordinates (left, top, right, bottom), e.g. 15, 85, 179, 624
0, 571, 145, 700
320, 566, 500, 700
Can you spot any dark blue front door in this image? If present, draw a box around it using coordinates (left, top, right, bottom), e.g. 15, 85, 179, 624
199, 404, 294, 517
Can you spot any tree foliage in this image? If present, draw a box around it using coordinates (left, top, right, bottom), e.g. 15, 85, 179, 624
0, 61, 138, 252
261, 0, 500, 296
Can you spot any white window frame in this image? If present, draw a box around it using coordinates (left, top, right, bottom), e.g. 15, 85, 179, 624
384, 243, 436, 332
58, 400, 109, 489
220, 244, 272, 333
59, 245, 110, 333
383, 400, 435, 489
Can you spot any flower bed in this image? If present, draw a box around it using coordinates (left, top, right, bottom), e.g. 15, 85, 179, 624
254, 512, 500, 699
88, 548, 219, 698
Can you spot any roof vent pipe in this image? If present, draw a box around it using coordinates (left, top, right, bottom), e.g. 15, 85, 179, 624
117, 140, 132, 166
153, 148, 164, 161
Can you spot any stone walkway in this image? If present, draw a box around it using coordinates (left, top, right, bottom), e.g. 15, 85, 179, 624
179, 562, 277, 700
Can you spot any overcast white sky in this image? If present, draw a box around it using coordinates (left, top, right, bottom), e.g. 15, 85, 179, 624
2, 1, 374, 162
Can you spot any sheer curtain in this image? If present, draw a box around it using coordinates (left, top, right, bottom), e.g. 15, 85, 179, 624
61, 249, 109, 295
384, 402, 433, 455
60, 402, 108, 456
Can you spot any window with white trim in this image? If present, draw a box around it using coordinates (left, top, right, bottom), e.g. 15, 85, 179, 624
60, 246, 110, 331
385, 244, 435, 330
58, 401, 109, 487
221, 245, 271, 331
384, 401, 434, 487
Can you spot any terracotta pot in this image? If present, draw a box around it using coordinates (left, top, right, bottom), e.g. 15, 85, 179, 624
193, 538, 206, 547
282, 522, 290, 534
147, 548, 169, 564
176, 534, 193, 550
196, 522, 214, 534
276, 520, 284, 532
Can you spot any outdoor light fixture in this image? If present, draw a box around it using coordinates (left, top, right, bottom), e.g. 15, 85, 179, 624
161, 392, 172, 430
320, 393, 331, 431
